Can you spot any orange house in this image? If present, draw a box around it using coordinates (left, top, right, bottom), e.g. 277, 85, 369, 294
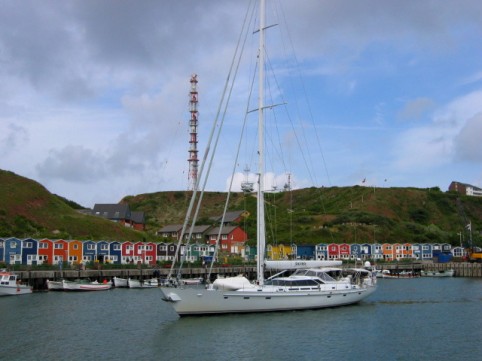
53, 239, 68, 265
68, 240, 83, 265
393, 243, 403, 261
402, 243, 412, 259
382, 243, 394, 261
38, 239, 54, 264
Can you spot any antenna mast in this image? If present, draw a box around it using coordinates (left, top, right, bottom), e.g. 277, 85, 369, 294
188, 74, 199, 190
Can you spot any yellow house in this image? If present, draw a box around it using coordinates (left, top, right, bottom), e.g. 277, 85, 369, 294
68, 240, 83, 265
266, 244, 295, 260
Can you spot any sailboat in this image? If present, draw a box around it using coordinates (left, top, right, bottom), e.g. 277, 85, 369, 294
160, 0, 376, 316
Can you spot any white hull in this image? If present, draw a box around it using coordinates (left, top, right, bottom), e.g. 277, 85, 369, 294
128, 278, 159, 288
62, 280, 112, 291
421, 269, 454, 277
46, 280, 64, 291
0, 284, 32, 296
0, 270, 32, 296
113, 277, 128, 288
161, 285, 376, 316
265, 260, 342, 270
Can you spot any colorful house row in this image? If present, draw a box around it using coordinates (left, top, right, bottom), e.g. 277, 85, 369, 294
0, 238, 219, 266
267, 242, 461, 262
0, 237, 466, 266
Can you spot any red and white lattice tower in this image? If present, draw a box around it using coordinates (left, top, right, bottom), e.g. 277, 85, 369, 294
188, 74, 199, 190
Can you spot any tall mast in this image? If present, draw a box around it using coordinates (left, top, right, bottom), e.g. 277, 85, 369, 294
188, 74, 199, 191
256, 0, 266, 285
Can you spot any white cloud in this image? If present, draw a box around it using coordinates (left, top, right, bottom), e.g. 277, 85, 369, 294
2, 0, 482, 206
393, 90, 482, 171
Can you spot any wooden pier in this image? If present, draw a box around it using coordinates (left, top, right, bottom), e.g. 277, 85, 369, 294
14, 266, 257, 291
13, 262, 481, 290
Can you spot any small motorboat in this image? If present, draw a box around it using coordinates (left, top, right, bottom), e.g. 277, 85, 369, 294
0, 270, 32, 296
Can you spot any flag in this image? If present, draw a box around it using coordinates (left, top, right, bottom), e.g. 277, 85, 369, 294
466, 222, 472, 231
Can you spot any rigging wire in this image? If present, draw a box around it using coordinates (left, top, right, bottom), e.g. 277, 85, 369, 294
167, 0, 256, 281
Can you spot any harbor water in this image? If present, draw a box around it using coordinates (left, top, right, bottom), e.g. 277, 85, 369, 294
2, 277, 481, 361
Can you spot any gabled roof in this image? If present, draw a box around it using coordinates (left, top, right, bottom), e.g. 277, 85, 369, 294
189, 225, 212, 233
159, 224, 183, 233
207, 226, 239, 235
130, 211, 145, 224
92, 203, 130, 220
211, 210, 247, 223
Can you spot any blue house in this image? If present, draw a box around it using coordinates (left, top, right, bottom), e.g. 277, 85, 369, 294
296, 245, 315, 259
109, 241, 122, 264
21, 238, 38, 265
0, 238, 4, 262
412, 243, 422, 260
96, 241, 110, 263
82, 240, 97, 263
350, 244, 362, 259
360, 243, 372, 259
421, 243, 433, 260
315, 243, 328, 260
371, 243, 383, 260
5, 237, 22, 264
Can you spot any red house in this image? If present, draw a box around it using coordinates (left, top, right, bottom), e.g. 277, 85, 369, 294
339, 243, 351, 260
207, 226, 247, 254
121, 241, 135, 264
53, 239, 68, 265
133, 242, 157, 265
38, 239, 54, 265
327, 243, 340, 260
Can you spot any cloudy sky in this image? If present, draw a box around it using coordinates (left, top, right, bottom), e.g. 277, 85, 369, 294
1, 0, 482, 208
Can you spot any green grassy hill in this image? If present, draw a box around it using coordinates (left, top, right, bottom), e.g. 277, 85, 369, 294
0, 170, 153, 241
123, 185, 482, 247
1, 169, 481, 246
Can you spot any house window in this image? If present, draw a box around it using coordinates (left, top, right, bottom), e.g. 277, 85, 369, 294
69, 256, 78, 262
222, 235, 228, 240
39, 243, 48, 249
73, 244, 79, 250
101, 244, 108, 251
24, 242, 33, 248
0, 242, 3, 248
113, 244, 120, 250
159, 246, 167, 251
54, 243, 63, 249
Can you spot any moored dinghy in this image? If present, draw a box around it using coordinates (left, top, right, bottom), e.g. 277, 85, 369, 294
421, 269, 454, 277
113, 277, 128, 288
128, 278, 159, 288
46, 279, 64, 291
62, 279, 112, 291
